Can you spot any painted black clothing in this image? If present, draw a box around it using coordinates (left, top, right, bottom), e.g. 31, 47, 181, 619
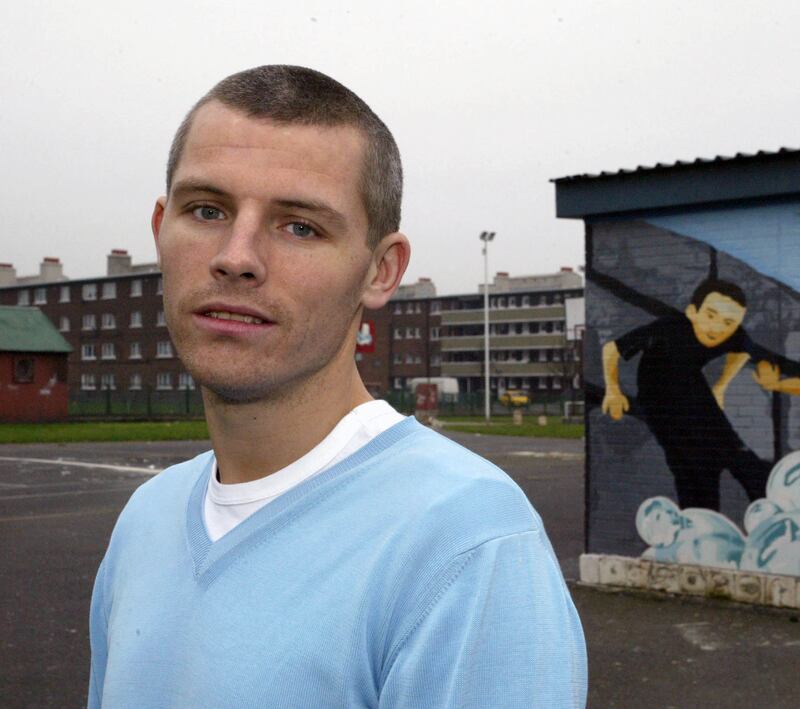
616, 315, 771, 509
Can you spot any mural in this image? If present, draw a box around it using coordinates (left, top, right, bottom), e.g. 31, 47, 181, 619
586, 201, 800, 573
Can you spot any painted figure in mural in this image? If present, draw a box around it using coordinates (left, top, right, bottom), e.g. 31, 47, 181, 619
601, 278, 773, 510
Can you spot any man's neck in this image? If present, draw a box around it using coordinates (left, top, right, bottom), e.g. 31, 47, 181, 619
202, 361, 372, 485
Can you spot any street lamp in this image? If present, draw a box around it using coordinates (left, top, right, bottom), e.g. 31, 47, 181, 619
479, 231, 496, 423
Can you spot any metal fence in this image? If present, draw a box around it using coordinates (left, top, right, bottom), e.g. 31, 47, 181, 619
68, 388, 583, 420
383, 391, 581, 417
69, 388, 205, 419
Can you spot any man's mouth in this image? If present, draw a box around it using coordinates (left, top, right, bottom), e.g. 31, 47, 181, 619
204, 310, 266, 325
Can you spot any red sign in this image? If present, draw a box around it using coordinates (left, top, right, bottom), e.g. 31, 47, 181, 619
415, 383, 438, 411
356, 321, 375, 353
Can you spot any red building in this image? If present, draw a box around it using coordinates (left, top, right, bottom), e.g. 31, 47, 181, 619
0, 306, 71, 422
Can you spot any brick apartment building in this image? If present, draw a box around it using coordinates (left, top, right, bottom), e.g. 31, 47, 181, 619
0, 251, 583, 400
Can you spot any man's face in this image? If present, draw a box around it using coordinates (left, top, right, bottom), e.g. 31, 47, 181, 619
685, 291, 746, 348
152, 101, 376, 402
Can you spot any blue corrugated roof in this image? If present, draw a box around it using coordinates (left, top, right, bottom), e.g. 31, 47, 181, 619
552, 147, 800, 183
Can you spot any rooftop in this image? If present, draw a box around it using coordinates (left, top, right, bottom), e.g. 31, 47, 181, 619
553, 148, 800, 218
0, 307, 72, 353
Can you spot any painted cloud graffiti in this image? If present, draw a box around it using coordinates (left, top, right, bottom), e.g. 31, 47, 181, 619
638, 450, 800, 575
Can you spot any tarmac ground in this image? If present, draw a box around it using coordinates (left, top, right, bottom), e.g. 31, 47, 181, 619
1, 432, 798, 708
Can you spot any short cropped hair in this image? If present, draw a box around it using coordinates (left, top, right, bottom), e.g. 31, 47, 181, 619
690, 278, 747, 309
166, 65, 402, 248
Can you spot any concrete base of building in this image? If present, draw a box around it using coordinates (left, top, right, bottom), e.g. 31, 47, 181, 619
579, 553, 800, 609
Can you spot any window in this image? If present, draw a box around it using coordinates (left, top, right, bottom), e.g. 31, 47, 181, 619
156, 372, 172, 390
530, 322, 540, 334
405, 353, 414, 364
555, 321, 564, 332
538, 350, 547, 362
130, 311, 142, 328
393, 302, 402, 314
59, 316, 70, 332
102, 282, 116, 299
406, 303, 414, 314
157, 341, 173, 358
100, 374, 116, 390
17, 290, 29, 306
82, 283, 97, 301
129, 373, 142, 390
157, 310, 166, 326
393, 377, 403, 390
522, 295, 530, 307
81, 374, 96, 391
101, 313, 116, 329
415, 302, 422, 314
414, 355, 422, 364
34, 287, 47, 305
431, 301, 441, 313
498, 297, 506, 308
178, 373, 195, 390
101, 343, 116, 360
538, 377, 548, 390
81, 344, 96, 361
59, 285, 71, 303
430, 327, 440, 340
508, 296, 516, 308
430, 355, 441, 366
82, 314, 96, 330
553, 377, 562, 389
415, 327, 421, 339
13, 357, 34, 383
393, 328, 403, 340
130, 342, 142, 359
393, 353, 402, 364
130, 279, 143, 297
156, 277, 163, 294
405, 327, 414, 338
552, 349, 562, 362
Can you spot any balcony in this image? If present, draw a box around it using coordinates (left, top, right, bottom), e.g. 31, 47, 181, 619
439, 333, 565, 351
440, 305, 564, 325
440, 361, 563, 377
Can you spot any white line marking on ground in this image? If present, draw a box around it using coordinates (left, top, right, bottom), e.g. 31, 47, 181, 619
508, 451, 583, 460
675, 622, 727, 651
0, 456, 161, 475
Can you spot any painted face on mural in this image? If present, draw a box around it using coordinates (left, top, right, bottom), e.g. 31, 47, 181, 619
684, 291, 746, 348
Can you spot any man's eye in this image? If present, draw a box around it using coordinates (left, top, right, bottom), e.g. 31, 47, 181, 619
285, 222, 317, 238
192, 206, 225, 221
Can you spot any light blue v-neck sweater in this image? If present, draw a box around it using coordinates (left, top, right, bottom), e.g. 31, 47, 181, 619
89, 418, 587, 708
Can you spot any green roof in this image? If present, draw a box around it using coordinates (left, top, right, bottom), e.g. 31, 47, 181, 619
0, 307, 72, 353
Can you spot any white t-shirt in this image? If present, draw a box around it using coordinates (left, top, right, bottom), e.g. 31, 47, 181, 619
203, 400, 405, 542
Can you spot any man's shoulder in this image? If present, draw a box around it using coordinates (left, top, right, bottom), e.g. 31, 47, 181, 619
116, 450, 213, 524
367, 422, 541, 540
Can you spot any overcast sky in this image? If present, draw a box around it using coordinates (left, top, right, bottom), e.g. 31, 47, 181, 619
2, 1, 799, 295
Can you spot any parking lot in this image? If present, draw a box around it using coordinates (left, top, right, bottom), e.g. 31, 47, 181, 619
1, 432, 799, 708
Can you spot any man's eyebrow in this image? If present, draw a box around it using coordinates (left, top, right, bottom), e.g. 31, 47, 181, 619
273, 198, 348, 229
170, 179, 229, 199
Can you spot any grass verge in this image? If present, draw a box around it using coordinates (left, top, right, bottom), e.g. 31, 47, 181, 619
0, 421, 210, 444
438, 415, 584, 439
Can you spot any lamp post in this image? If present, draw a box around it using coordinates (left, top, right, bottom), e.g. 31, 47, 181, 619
479, 231, 496, 423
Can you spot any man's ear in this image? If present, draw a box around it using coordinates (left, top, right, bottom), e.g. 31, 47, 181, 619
151, 197, 167, 268
685, 304, 697, 322
361, 233, 411, 310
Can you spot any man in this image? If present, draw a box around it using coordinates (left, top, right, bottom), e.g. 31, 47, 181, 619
88, 66, 586, 708
602, 278, 772, 510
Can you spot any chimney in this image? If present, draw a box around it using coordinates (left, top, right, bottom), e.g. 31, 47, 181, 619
107, 249, 132, 276
560, 266, 573, 272
0, 263, 16, 287
39, 256, 64, 282
419, 277, 432, 283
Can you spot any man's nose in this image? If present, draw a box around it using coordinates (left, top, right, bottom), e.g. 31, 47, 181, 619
209, 216, 267, 284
